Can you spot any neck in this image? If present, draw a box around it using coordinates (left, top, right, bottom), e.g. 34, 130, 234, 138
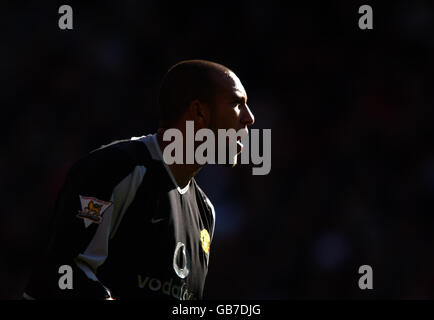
156, 128, 203, 189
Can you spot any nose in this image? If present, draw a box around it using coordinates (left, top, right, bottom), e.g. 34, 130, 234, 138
241, 104, 255, 127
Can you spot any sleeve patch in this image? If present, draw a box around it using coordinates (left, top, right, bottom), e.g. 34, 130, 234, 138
76, 195, 113, 228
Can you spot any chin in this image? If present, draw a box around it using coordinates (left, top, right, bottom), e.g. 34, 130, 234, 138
232, 155, 239, 167
223, 154, 238, 168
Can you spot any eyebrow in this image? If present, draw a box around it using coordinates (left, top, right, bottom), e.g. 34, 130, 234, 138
232, 92, 247, 104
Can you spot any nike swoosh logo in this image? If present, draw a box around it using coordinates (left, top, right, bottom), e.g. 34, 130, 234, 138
150, 218, 165, 224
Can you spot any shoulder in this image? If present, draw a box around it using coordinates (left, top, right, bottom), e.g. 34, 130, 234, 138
89, 136, 154, 167
66, 136, 155, 191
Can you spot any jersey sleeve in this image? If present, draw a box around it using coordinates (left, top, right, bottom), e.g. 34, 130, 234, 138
25, 143, 147, 299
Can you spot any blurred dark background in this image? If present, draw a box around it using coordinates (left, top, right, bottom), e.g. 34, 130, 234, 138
1, 0, 434, 299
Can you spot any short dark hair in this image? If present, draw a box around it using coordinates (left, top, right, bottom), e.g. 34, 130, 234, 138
158, 60, 230, 126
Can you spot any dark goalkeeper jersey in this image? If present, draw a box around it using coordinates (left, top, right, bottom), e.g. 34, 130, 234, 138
24, 134, 215, 300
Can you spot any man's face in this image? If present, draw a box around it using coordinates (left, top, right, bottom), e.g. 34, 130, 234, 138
210, 71, 255, 166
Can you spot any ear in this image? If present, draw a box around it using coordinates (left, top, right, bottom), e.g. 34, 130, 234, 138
188, 99, 211, 129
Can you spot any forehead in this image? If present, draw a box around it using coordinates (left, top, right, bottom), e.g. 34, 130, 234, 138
214, 71, 247, 101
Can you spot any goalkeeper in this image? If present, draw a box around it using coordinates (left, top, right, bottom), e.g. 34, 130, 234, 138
23, 60, 254, 300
